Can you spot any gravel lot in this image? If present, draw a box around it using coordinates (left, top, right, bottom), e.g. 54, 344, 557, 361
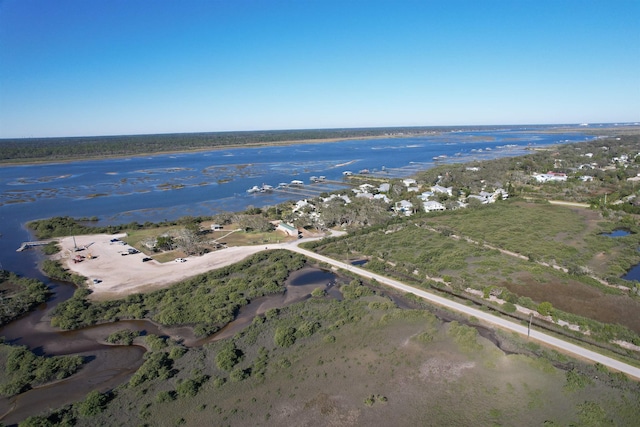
57, 233, 266, 299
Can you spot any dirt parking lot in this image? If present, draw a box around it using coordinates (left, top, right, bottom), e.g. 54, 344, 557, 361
57, 233, 267, 299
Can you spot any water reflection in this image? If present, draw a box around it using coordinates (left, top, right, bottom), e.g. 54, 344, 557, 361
601, 229, 632, 237
0, 346, 145, 426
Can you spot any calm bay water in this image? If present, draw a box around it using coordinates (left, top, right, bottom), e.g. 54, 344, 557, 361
0, 127, 592, 274
0, 127, 598, 423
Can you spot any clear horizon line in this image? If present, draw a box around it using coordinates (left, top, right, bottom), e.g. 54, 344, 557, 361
2, 121, 639, 141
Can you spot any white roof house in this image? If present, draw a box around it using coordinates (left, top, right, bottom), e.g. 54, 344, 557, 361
356, 192, 374, 199
431, 185, 453, 196
395, 200, 414, 216
423, 201, 446, 212
373, 194, 391, 203
532, 172, 567, 183
378, 183, 390, 193
292, 199, 313, 212
322, 194, 352, 204
479, 191, 495, 200
403, 178, 417, 187
467, 194, 490, 204
277, 222, 299, 236
419, 191, 434, 201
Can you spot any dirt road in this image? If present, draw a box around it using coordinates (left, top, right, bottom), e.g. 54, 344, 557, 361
58, 232, 640, 379
286, 244, 640, 380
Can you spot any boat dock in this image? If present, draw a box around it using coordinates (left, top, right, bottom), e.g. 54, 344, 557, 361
16, 239, 57, 252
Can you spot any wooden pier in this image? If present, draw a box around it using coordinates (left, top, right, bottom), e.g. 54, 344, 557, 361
16, 239, 57, 252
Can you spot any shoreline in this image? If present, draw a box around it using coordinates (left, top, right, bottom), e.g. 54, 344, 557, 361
0, 133, 431, 167
4, 123, 633, 167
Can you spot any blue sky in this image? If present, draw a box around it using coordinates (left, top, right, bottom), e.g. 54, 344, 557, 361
1, 0, 639, 138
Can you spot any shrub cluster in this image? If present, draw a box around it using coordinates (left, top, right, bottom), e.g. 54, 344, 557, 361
0, 270, 50, 326
0, 344, 83, 397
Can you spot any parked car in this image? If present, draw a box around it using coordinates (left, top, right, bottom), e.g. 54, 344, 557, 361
174, 258, 186, 263
142, 257, 153, 262
92, 279, 101, 284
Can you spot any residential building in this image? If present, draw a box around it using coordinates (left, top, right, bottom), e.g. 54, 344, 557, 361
423, 200, 446, 212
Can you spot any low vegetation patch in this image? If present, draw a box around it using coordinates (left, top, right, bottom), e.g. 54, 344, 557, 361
0, 270, 50, 326
34, 292, 640, 427
50, 250, 306, 335
0, 343, 84, 397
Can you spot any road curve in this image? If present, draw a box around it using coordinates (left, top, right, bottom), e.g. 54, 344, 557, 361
282, 243, 640, 380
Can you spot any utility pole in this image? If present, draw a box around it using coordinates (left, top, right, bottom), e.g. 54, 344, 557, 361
528, 312, 533, 338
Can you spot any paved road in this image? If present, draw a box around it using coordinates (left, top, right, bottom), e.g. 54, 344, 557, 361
284, 242, 640, 380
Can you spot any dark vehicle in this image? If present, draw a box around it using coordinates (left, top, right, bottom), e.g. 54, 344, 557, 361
142, 257, 153, 262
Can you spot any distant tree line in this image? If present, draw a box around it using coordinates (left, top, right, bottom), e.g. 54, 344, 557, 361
0, 127, 458, 163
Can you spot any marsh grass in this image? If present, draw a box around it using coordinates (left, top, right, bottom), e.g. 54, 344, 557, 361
312, 201, 640, 340
68, 294, 640, 427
